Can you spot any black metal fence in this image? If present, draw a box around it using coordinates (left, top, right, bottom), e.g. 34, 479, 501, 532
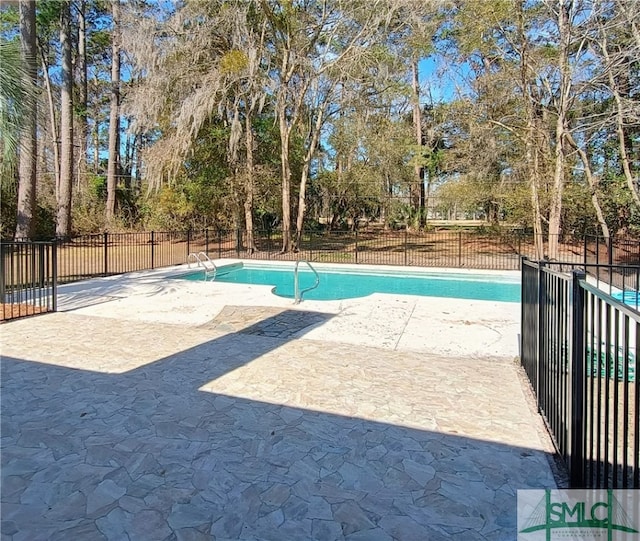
3, 230, 639, 323
537, 261, 640, 313
585, 235, 640, 267
53, 231, 191, 283
197, 229, 612, 268
0, 241, 57, 322
521, 258, 639, 489
47, 229, 640, 284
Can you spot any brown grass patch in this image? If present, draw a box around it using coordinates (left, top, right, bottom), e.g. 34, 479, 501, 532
0, 303, 48, 322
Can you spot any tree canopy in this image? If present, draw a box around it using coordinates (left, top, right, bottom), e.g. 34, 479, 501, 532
1, 0, 638, 255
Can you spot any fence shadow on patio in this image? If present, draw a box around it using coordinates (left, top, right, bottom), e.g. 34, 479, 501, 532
1, 308, 559, 539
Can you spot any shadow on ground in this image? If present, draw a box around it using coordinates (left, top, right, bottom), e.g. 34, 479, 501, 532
1, 311, 555, 541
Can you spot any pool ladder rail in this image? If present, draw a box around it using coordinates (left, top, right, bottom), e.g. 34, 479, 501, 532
187, 252, 217, 281
294, 259, 320, 304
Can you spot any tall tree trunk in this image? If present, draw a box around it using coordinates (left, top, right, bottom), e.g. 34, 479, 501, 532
294, 101, 326, 249
39, 48, 60, 199
15, 0, 37, 240
547, 1, 571, 260
517, 0, 544, 259
106, 0, 121, 223
122, 122, 133, 191
244, 109, 256, 254
565, 132, 611, 243
77, 0, 88, 193
411, 59, 424, 227
134, 133, 142, 184
56, 0, 74, 238
530, 136, 545, 259
600, 31, 640, 208
277, 99, 292, 253
93, 108, 100, 174
265, 10, 306, 254
615, 0, 640, 51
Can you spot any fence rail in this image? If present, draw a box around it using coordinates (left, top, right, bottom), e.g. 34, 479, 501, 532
521, 258, 639, 489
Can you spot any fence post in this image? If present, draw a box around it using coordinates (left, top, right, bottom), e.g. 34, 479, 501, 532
38, 243, 45, 289
569, 270, 586, 488
404, 229, 408, 266
0, 243, 6, 304
218, 230, 222, 259
151, 231, 155, 269
205, 229, 209, 256
518, 232, 522, 258
536, 260, 545, 404
51, 242, 57, 312
355, 229, 358, 264
520, 256, 526, 362
236, 228, 241, 257
458, 231, 462, 268
103, 232, 108, 276
186, 229, 191, 258
30, 244, 36, 303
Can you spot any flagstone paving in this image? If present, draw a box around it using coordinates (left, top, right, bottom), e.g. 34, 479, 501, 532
1, 272, 558, 540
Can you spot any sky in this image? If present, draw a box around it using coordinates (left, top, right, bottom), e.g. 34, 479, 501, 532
419, 56, 472, 105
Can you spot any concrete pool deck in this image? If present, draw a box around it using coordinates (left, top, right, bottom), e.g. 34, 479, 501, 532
47, 261, 524, 358
1, 262, 558, 540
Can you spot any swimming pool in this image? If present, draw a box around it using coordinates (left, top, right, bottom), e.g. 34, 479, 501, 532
179, 262, 521, 302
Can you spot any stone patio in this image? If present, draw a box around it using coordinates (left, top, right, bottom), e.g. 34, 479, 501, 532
1, 265, 558, 540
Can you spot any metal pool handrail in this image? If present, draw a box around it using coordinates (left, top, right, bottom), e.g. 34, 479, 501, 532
187, 252, 217, 281
294, 259, 320, 303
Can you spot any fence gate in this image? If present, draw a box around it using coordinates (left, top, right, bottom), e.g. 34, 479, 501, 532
0, 241, 57, 322
521, 258, 639, 489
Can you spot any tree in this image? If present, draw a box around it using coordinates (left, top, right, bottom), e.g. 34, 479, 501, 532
105, 0, 120, 222
260, 0, 408, 250
15, 0, 38, 239
56, 0, 74, 238
440, 0, 632, 257
84, 0, 637, 242
390, 0, 440, 227
596, 0, 640, 209
124, 0, 274, 243
0, 2, 38, 238
76, 0, 89, 190
36, 1, 62, 199
0, 40, 22, 177
545, 0, 572, 260
515, 0, 545, 258
440, 1, 527, 227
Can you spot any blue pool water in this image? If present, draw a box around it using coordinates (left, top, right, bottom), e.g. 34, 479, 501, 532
180, 263, 521, 302
612, 290, 640, 311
